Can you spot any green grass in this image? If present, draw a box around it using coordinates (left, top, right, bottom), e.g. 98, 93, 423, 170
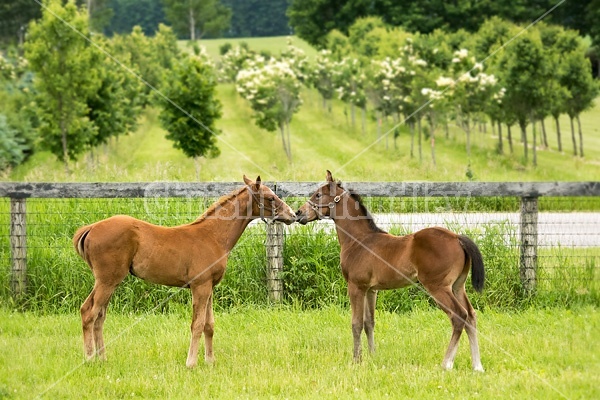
0, 306, 597, 399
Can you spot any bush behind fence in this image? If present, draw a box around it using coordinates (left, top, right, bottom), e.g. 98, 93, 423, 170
1, 195, 598, 314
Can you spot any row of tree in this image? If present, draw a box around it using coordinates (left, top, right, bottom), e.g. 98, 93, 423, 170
0, 0, 221, 174
221, 17, 597, 166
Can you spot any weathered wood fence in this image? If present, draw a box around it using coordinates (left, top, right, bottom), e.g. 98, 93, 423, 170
2, 181, 599, 299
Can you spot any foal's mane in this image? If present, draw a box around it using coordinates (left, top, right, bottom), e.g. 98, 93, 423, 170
190, 186, 247, 225
338, 182, 386, 234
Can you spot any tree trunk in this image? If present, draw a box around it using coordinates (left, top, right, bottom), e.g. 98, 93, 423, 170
430, 129, 436, 166
194, 156, 200, 180
554, 116, 562, 152
465, 117, 471, 160
286, 120, 293, 162
531, 117, 537, 167
444, 119, 449, 139
376, 111, 381, 143
350, 103, 356, 127
540, 118, 548, 148
569, 116, 577, 156
58, 97, 69, 174
520, 121, 528, 164
576, 115, 584, 157
189, 7, 196, 41
361, 107, 366, 135
410, 121, 414, 158
497, 121, 503, 154
507, 124, 513, 154
279, 123, 290, 161
417, 117, 422, 162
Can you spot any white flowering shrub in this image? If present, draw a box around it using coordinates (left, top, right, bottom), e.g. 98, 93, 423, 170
332, 57, 367, 109
236, 57, 302, 160
308, 49, 336, 104
218, 45, 255, 83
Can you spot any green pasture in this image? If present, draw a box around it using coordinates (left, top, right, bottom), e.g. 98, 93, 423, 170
0, 306, 597, 399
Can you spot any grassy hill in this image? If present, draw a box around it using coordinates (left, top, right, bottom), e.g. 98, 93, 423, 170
6, 36, 600, 183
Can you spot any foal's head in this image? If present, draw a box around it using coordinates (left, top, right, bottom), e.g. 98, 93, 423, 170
243, 175, 296, 225
296, 170, 349, 224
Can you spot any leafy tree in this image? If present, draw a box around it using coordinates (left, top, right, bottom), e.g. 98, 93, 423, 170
0, 114, 30, 172
236, 57, 302, 161
560, 49, 598, 157
110, 25, 177, 106
0, 0, 41, 45
498, 31, 550, 166
85, 36, 142, 158
105, 0, 167, 36
24, 0, 101, 170
162, 0, 231, 40
223, 0, 289, 38
158, 50, 222, 177
331, 57, 367, 133
78, 0, 113, 32
288, 0, 376, 48
309, 50, 336, 111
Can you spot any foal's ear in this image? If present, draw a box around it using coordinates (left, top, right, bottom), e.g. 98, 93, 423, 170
243, 174, 253, 186
255, 176, 261, 187
326, 170, 334, 182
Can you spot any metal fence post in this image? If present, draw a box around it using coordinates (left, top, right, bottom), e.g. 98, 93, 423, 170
10, 198, 27, 297
520, 196, 538, 293
265, 221, 284, 302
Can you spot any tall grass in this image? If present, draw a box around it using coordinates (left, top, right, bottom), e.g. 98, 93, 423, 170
1, 197, 598, 314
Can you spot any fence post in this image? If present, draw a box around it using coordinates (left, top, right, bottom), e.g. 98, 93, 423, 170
519, 196, 538, 293
265, 221, 284, 302
10, 198, 27, 297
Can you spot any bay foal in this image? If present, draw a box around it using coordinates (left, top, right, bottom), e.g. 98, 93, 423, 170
73, 175, 295, 367
296, 171, 485, 371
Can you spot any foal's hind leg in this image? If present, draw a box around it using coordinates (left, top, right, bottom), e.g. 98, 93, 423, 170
203, 293, 216, 363
93, 304, 109, 360
363, 289, 377, 354
428, 286, 468, 370
348, 282, 367, 362
455, 286, 484, 372
81, 282, 118, 361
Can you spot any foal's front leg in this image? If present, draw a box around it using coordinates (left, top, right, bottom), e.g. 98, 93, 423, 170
364, 289, 377, 354
348, 283, 366, 362
186, 283, 212, 368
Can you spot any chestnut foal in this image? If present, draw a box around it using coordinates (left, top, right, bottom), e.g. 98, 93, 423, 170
73, 175, 295, 367
296, 171, 485, 371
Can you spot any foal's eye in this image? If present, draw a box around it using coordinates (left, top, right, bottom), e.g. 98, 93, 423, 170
315, 193, 322, 199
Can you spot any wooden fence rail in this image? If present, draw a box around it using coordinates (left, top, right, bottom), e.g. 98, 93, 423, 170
2, 181, 599, 299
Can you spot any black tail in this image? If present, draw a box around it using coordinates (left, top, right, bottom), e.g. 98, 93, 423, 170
458, 235, 485, 293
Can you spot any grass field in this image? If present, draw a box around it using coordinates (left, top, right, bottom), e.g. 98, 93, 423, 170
0, 306, 597, 399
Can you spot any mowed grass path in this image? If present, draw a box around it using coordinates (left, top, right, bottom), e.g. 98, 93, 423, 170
0, 307, 597, 399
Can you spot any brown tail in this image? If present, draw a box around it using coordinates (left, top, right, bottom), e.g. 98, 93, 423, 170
458, 235, 485, 293
73, 225, 93, 267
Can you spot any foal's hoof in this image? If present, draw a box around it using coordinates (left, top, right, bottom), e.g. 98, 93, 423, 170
205, 355, 216, 364
473, 365, 485, 373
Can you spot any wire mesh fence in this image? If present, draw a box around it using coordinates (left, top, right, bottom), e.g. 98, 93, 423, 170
1, 184, 599, 313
